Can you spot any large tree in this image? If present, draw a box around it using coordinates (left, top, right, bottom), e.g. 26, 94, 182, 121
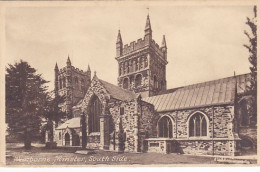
43, 92, 66, 143
6, 60, 48, 149
244, 6, 257, 125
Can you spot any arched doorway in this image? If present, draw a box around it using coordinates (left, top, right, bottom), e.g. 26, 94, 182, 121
72, 134, 80, 146
65, 133, 70, 146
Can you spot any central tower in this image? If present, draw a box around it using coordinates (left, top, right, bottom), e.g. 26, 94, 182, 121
116, 15, 168, 97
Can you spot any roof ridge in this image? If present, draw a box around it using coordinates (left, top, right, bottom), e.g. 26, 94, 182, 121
98, 78, 136, 101
99, 79, 135, 95
149, 73, 250, 97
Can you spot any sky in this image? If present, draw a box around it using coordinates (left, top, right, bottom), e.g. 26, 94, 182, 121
5, 4, 254, 91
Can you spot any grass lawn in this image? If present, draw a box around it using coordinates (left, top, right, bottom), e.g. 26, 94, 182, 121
4, 143, 244, 166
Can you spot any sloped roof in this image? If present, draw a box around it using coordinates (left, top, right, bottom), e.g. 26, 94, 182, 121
56, 117, 80, 130
143, 73, 250, 112
99, 79, 136, 101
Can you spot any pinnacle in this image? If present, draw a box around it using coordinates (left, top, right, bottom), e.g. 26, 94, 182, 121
117, 30, 122, 43
67, 55, 71, 65
55, 62, 59, 70
145, 14, 152, 31
161, 35, 167, 48
87, 64, 91, 72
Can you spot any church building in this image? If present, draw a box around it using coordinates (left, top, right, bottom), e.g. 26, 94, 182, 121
52, 15, 257, 156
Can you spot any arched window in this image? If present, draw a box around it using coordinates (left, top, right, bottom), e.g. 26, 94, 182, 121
158, 116, 173, 138
240, 100, 248, 126
124, 62, 127, 74
136, 58, 139, 71
135, 74, 142, 87
123, 78, 129, 89
88, 95, 102, 133
144, 57, 148, 68
189, 112, 207, 137
140, 57, 143, 69
120, 63, 123, 76
63, 78, 66, 88
133, 60, 136, 72
161, 80, 164, 90
154, 75, 158, 88
126, 62, 129, 73
129, 61, 132, 73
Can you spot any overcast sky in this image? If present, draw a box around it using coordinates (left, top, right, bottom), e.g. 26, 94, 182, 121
5, 4, 254, 91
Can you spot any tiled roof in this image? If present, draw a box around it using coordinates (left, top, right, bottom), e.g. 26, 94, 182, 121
143, 73, 250, 112
99, 79, 136, 101
56, 117, 81, 130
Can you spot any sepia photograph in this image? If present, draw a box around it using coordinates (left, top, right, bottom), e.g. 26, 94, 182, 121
1, 1, 258, 166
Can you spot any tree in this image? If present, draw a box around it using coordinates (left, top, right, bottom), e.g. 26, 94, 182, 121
244, 6, 257, 125
43, 92, 66, 143
6, 60, 48, 149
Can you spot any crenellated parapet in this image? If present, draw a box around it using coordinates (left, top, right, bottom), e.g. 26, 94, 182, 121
121, 38, 165, 59
58, 66, 89, 75
122, 38, 146, 55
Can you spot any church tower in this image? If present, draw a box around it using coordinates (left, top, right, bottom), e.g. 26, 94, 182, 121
54, 56, 91, 118
116, 15, 168, 97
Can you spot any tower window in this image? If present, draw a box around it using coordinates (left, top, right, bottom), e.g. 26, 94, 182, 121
59, 78, 62, 89
81, 79, 85, 91
135, 74, 142, 87
161, 80, 165, 89
133, 60, 136, 72
63, 78, 66, 88
140, 57, 143, 69
144, 57, 148, 68
123, 78, 129, 89
74, 77, 79, 89
129, 61, 132, 73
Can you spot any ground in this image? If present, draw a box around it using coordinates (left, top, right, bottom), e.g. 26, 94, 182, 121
5, 143, 256, 166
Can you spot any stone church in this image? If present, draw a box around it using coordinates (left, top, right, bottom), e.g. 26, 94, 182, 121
52, 15, 257, 156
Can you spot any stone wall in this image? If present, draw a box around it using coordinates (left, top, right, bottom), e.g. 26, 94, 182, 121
149, 105, 239, 156
108, 99, 138, 152
157, 105, 235, 139
138, 100, 156, 152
